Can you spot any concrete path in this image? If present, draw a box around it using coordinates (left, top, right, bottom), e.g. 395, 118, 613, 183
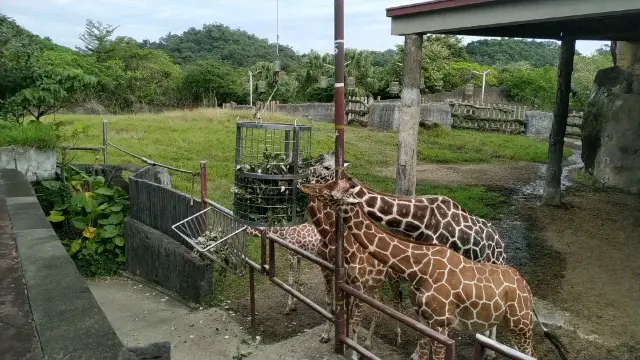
88, 276, 256, 360
89, 276, 406, 360
0, 195, 42, 360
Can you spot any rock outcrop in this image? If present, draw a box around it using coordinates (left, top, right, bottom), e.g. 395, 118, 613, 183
581, 41, 640, 193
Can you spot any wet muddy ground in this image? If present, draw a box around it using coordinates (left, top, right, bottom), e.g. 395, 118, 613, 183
225, 144, 640, 360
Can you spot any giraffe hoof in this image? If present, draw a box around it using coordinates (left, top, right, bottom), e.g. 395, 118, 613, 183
485, 350, 497, 360
320, 335, 331, 344
283, 306, 297, 315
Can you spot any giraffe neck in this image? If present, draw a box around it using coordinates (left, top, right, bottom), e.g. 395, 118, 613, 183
340, 202, 429, 283
308, 197, 335, 244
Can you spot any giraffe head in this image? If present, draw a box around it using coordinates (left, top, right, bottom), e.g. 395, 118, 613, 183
306, 151, 351, 185
300, 178, 361, 207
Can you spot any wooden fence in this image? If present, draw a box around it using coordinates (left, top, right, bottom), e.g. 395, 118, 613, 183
129, 167, 200, 246
448, 100, 583, 137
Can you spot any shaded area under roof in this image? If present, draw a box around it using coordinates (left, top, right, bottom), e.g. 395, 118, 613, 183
386, 0, 640, 41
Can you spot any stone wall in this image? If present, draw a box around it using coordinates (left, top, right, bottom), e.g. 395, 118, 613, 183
0, 147, 56, 182
124, 217, 214, 304
276, 103, 335, 122
368, 102, 453, 130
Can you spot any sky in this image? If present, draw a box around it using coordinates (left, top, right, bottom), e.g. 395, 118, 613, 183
1, 0, 608, 56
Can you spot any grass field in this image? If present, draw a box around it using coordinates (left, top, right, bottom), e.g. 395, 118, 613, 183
50, 108, 567, 219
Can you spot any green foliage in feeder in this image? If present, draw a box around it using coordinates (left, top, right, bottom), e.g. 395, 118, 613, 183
234, 152, 314, 227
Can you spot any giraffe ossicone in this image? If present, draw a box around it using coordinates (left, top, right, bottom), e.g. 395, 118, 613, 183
300, 178, 570, 360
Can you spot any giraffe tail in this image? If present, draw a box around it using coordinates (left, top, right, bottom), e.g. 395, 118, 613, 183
532, 308, 570, 360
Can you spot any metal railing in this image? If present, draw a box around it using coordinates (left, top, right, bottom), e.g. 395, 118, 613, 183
473, 333, 535, 360
241, 228, 457, 360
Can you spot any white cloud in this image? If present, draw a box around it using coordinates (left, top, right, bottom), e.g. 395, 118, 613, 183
1, 0, 607, 56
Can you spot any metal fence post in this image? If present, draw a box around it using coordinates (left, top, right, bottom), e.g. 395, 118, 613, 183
200, 161, 207, 210
102, 119, 108, 164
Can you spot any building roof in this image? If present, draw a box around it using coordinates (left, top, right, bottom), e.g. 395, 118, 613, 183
385, 0, 640, 41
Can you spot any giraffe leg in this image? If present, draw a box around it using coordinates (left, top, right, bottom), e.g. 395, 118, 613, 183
411, 339, 431, 360
284, 252, 298, 314
349, 297, 363, 360
507, 326, 535, 358
319, 269, 334, 343
430, 327, 451, 360
480, 328, 497, 359
389, 277, 403, 347
364, 287, 382, 349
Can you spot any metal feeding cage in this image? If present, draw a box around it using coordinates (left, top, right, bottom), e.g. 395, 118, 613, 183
233, 121, 313, 227
172, 205, 248, 276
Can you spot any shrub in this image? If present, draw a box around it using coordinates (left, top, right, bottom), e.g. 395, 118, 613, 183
38, 167, 129, 276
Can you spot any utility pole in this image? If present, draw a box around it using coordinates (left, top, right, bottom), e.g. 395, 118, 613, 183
471, 69, 491, 104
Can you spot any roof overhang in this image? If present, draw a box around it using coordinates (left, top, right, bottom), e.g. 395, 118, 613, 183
386, 0, 640, 41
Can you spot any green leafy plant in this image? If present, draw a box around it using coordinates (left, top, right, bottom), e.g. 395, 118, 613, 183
41, 166, 129, 276
234, 152, 313, 226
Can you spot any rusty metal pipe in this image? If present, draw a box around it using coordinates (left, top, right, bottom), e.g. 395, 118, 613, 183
474, 333, 534, 360
199, 161, 207, 210
339, 283, 455, 347
267, 233, 335, 271
268, 275, 335, 321
249, 266, 256, 341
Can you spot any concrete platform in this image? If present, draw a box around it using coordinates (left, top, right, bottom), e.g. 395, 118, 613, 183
88, 276, 406, 360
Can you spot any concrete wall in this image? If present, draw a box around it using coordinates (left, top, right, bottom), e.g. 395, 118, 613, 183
368, 102, 453, 131
0, 147, 56, 182
0, 169, 123, 359
524, 111, 554, 137
276, 103, 335, 122
124, 217, 214, 304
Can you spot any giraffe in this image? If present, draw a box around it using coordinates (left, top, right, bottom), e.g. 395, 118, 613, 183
306, 153, 505, 355
246, 224, 322, 314
308, 195, 404, 356
308, 153, 506, 266
300, 179, 570, 360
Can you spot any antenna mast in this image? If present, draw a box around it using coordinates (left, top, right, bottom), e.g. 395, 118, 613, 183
274, 0, 281, 84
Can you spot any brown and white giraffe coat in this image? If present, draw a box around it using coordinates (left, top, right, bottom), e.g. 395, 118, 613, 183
301, 179, 569, 360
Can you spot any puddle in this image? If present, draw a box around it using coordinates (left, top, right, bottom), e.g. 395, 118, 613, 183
515, 142, 584, 200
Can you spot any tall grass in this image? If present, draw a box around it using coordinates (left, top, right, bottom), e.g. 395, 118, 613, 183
0, 122, 59, 148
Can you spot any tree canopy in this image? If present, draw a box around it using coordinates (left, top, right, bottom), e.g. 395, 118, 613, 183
0, 14, 614, 122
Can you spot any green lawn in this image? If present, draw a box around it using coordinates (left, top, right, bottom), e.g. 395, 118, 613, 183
50, 107, 563, 218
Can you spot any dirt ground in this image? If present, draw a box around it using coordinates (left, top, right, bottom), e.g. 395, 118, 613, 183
224, 158, 640, 360
380, 162, 543, 187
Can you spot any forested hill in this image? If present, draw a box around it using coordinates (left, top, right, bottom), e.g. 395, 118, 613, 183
138, 23, 300, 69
465, 38, 582, 68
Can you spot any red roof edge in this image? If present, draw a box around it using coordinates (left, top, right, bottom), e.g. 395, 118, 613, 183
386, 0, 498, 18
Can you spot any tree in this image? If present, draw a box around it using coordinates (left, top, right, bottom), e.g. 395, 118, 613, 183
391, 35, 469, 93
8, 64, 96, 121
182, 59, 244, 105
77, 19, 119, 60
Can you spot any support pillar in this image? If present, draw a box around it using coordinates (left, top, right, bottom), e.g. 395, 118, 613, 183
544, 37, 576, 205
395, 34, 423, 196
